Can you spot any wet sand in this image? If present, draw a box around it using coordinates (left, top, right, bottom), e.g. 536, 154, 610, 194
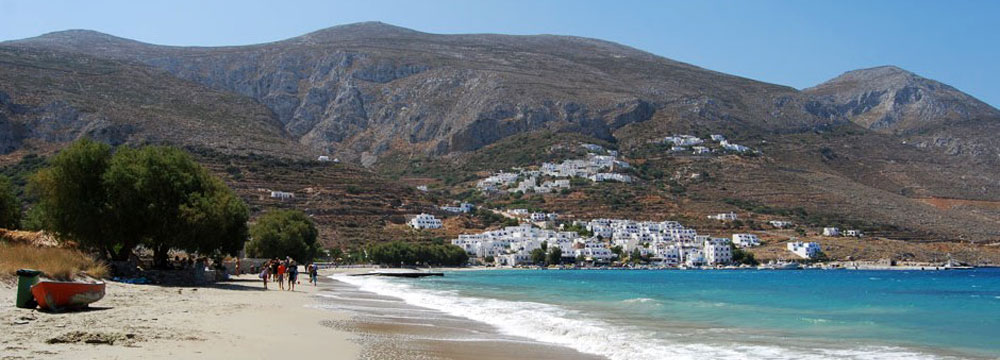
318, 271, 605, 360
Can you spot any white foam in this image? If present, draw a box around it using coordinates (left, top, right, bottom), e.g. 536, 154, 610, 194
332, 275, 948, 360
622, 297, 657, 304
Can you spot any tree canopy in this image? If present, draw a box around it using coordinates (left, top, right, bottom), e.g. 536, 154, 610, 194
246, 209, 319, 263
546, 247, 563, 265
0, 175, 21, 229
30, 139, 249, 265
366, 241, 468, 267
530, 247, 547, 265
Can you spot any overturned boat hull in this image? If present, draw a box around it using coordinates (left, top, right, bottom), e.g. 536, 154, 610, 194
31, 280, 106, 312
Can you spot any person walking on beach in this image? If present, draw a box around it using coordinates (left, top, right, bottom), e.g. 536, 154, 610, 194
259, 266, 269, 289
269, 259, 279, 284
287, 261, 298, 291
309, 263, 319, 286
277, 261, 286, 290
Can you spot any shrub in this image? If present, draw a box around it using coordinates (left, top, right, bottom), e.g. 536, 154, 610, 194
0, 242, 108, 280
0, 175, 20, 229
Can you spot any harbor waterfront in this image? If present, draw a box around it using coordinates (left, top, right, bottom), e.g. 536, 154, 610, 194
334, 268, 1000, 360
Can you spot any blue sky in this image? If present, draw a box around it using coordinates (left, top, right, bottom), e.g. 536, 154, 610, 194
1, 0, 998, 107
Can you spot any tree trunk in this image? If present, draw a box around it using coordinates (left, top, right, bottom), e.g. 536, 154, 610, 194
111, 246, 131, 262
153, 244, 170, 269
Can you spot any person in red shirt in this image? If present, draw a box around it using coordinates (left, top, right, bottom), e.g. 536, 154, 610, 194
277, 262, 286, 291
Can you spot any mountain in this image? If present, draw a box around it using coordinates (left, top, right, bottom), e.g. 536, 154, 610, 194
5, 22, 836, 164
2, 23, 999, 250
0, 45, 305, 157
805, 66, 1000, 163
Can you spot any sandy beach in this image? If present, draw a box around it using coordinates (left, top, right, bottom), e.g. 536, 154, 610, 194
2, 269, 595, 360
1, 272, 359, 360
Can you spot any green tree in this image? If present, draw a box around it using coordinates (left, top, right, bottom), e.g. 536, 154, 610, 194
0, 175, 21, 229
30, 139, 114, 256
530, 248, 547, 265
546, 247, 563, 265
730, 244, 759, 266
102, 146, 249, 267
629, 248, 643, 264
576, 254, 586, 264
31, 140, 249, 264
246, 209, 319, 264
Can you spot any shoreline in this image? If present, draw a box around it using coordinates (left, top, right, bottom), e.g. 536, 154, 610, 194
319, 268, 605, 360
331, 267, 999, 360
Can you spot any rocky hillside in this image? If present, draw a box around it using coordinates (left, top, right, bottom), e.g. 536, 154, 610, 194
805, 66, 1000, 164
5, 22, 836, 165
0, 46, 305, 157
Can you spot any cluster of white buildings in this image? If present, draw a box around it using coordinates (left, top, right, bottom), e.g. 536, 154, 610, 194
440, 202, 475, 213
502, 209, 558, 222
270, 191, 294, 200
823, 227, 863, 237
657, 134, 755, 155
708, 212, 739, 221
476, 150, 633, 194
317, 155, 340, 163
453, 217, 763, 267
409, 213, 443, 229
539, 153, 631, 181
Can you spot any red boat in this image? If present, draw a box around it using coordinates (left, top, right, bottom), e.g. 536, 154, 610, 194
30, 279, 106, 312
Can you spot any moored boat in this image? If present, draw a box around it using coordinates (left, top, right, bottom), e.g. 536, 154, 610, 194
30, 279, 106, 312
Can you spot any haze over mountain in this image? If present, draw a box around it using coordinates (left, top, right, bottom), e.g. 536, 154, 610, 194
1, 22, 998, 246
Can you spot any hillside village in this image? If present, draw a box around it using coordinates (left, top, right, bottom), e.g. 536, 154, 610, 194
656, 134, 756, 155
450, 215, 824, 268
476, 144, 633, 194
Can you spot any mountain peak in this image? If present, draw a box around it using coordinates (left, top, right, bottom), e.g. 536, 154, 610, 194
815, 65, 923, 90
804, 65, 998, 133
27, 29, 136, 44
294, 22, 424, 42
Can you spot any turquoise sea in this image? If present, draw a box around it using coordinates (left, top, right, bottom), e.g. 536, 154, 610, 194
337, 268, 1000, 360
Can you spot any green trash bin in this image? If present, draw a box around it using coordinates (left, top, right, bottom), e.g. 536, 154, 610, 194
15, 269, 42, 309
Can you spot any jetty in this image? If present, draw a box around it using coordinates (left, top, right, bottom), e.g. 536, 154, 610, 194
349, 270, 444, 278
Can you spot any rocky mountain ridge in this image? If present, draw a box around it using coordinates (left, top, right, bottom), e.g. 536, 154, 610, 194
4, 22, 839, 165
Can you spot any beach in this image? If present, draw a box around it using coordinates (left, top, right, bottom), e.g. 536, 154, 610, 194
7, 268, 995, 360
1, 269, 594, 360
1, 272, 359, 360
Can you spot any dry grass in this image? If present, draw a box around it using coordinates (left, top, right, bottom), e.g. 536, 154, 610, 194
0, 242, 109, 281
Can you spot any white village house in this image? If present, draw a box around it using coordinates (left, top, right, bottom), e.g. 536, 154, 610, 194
732, 233, 761, 248
409, 213, 443, 229
822, 227, 841, 236
787, 241, 822, 259
769, 220, 794, 228
703, 238, 733, 265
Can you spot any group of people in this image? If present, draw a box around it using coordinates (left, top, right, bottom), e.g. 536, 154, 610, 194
258, 258, 320, 290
